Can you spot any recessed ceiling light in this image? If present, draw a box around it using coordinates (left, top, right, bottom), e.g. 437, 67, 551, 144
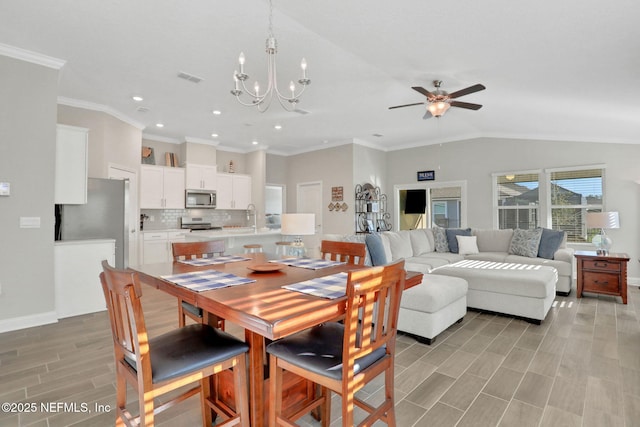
252, 140, 259, 145
211, 133, 219, 138
155, 123, 164, 128
132, 96, 144, 102
212, 110, 222, 115
274, 124, 282, 130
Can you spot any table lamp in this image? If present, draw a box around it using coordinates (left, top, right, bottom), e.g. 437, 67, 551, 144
281, 213, 315, 257
586, 211, 619, 255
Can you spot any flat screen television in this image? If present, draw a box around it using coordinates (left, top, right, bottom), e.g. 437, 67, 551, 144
405, 189, 426, 214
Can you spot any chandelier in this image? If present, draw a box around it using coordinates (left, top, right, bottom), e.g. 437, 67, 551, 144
230, 0, 310, 112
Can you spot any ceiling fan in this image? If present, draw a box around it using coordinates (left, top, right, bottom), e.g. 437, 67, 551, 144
389, 80, 486, 119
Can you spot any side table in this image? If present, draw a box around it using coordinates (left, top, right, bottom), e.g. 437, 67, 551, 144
575, 250, 629, 304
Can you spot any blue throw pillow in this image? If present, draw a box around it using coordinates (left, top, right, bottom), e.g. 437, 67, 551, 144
537, 228, 565, 259
365, 233, 387, 266
445, 228, 472, 254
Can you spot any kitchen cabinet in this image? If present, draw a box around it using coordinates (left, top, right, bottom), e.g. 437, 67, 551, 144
54, 239, 114, 318
185, 163, 217, 190
140, 165, 185, 209
216, 173, 252, 209
142, 231, 185, 264
55, 124, 88, 204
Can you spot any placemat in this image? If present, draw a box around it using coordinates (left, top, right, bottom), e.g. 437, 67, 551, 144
271, 258, 345, 270
161, 270, 256, 292
178, 255, 251, 266
282, 272, 348, 299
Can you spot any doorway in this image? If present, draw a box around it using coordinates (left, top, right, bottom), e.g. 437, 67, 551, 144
108, 164, 138, 266
395, 180, 467, 230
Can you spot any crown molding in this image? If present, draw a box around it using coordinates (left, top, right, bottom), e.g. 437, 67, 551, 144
215, 144, 251, 154
58, 97, 146, 130
184, 136, 220, 146
141, 133, 182, 144
0, 43, 66, 69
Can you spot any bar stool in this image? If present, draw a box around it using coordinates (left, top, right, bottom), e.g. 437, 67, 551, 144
274, 241, 293, 258
243, 243, 263, 254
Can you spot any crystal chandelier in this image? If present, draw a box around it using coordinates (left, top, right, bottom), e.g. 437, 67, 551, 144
230, 0, 310, 112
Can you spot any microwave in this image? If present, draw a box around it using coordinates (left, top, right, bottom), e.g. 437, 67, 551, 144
185, 190, 216, 209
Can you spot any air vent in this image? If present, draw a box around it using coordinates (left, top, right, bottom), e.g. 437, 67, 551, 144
136, 106, 150, 113
177, 71, 204, 83
293, 108, 310, 115
372, 133, 384, 138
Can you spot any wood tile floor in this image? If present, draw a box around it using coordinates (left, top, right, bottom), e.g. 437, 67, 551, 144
1, 281, 639, 426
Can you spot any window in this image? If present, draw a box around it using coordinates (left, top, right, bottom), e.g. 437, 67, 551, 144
496, 172, 540, 230
549, 167, 603, 243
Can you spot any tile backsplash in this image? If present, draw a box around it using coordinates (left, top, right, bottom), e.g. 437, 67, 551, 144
141, 208, 251, 230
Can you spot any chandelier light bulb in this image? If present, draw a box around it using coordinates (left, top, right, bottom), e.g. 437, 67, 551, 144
289, 81, 295, 94
254, 81, 260, 97
238, 52, 245, 73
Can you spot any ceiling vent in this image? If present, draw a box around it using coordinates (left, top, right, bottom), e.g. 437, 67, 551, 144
293, 108, 310, 115
372, 133, 384, 138
136, 106, 150, 113
177, 71, 204, 83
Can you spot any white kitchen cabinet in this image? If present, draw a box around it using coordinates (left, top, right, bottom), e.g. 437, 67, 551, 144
140, 165, 185, 209
185, 163, 217, 190
55, 124, 88, 204
54, 239, 114, 318
216, 173, 252, 209
142, 231, 185, 264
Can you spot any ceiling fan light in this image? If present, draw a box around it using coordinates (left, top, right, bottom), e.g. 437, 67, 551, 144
428, 101, 450, 117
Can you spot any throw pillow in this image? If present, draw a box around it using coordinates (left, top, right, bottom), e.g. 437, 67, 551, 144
445, 228, 472, 254
509, 228, 543, 258
365, 233, 387, 266
537, 228, 565, 260
433, 226, 449, 253
457, 235, 479, 255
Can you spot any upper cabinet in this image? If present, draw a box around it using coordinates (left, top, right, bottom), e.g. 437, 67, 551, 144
55, 125, 88, 204
185, 163, 217, 190
216, 173, 252, 209
140, 165, 185, 209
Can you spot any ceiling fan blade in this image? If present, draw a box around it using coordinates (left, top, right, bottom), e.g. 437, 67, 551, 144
411, 86, 435, 98
388, 102, 425, 110
447, 84, 486, 99
450, 101, 483, 110
423, 110, 433, 120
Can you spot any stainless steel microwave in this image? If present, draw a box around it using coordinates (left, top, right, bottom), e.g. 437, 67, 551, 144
185, 190, 216, 209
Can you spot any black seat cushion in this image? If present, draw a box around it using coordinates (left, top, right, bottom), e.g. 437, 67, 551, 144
266, 323, 386, 381
181, 300, 204, 317
126, 324, 248, 383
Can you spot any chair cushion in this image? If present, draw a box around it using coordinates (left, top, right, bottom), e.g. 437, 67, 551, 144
409, 229, 433, 256
266, 323, 387, 381
382, 230, 413, 260
126, 324, 249, 383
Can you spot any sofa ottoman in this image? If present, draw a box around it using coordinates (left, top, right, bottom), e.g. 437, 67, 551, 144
397, 274, 468, 345
432, 260, 558, 324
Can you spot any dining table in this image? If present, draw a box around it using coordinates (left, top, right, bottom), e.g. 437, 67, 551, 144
131, 253, 423, 427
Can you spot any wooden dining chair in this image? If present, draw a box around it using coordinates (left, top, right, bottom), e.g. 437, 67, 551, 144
172, 240, 226, 328
266, 259, 405, 426
100, 260, 250, 427
320, 240, 367, 266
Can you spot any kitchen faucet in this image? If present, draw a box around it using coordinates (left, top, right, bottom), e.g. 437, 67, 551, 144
246, 204, 257, 231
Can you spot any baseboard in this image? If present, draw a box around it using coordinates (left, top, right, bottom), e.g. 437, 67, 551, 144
0, 311, 58, 333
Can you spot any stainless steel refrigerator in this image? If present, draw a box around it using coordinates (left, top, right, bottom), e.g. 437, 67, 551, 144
55, 178, 129, 268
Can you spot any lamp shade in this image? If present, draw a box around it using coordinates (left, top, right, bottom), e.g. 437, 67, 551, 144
281, 213, 315, 235
586, 212, 620, 229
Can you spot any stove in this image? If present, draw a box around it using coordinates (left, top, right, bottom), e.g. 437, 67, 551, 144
179, 216, 222, 231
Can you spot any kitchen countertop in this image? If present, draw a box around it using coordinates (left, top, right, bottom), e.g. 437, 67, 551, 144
184, 228, 282, 239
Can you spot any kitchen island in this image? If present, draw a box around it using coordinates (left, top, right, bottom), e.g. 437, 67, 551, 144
182, 227, 283, 254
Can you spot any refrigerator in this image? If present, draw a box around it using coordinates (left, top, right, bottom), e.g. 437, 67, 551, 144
55, 178, 129, 268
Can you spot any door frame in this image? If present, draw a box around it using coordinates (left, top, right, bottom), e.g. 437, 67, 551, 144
393, 180, 467, 230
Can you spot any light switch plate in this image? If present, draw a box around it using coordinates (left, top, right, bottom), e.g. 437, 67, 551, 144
0, 182, 9, 196
20, 217, 41, 228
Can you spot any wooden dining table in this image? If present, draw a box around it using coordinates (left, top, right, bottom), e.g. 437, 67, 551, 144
131, 253, 423, 427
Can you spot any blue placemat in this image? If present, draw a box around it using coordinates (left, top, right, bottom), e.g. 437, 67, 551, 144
161, 269, 256, 292
271, 258, 345, 270
178, 255, 250, 266
283, 272, 348, 299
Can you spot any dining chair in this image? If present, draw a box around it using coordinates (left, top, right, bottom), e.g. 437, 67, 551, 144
100, 260, 250, 427
172, 240, 226, 328
320, 240, 367, 266
266, 259, 405, 426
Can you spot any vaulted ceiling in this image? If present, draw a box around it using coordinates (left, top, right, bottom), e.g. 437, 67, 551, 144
2, 0, 639, 155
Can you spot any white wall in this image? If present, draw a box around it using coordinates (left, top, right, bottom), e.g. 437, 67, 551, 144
387, 137, 640, 278
0, 55, 59, 326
